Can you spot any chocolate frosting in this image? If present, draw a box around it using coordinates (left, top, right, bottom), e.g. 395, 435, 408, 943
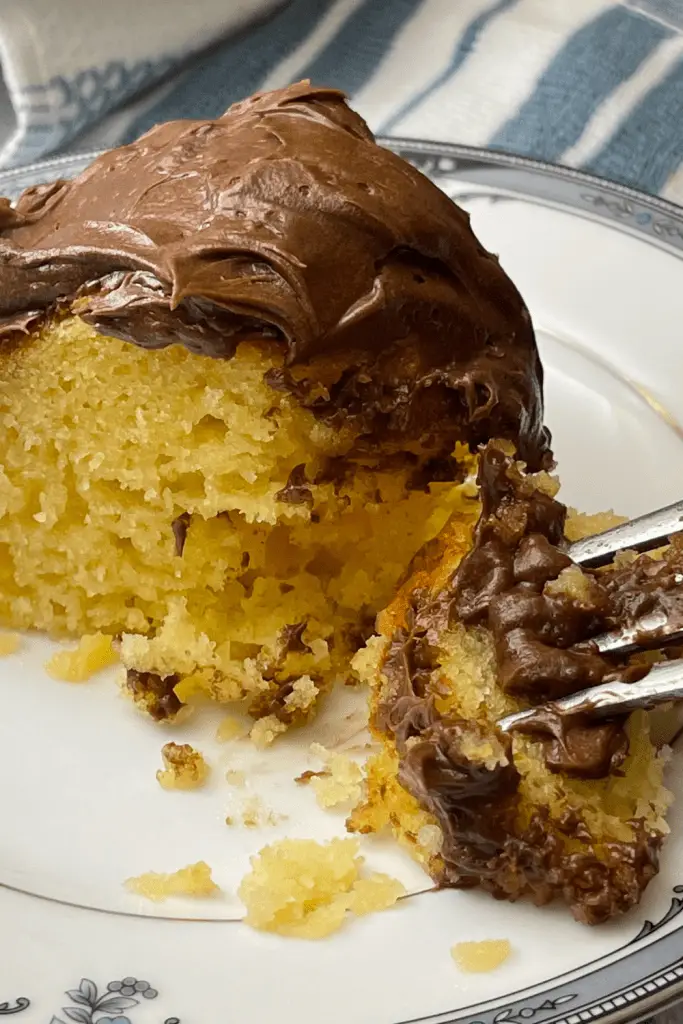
0, 81, 549, 464
373, 443, 682, 922
379, 445, 683, 776
506, 705, 629, 778
374, 584, 660, 923
453, 446, 683, 773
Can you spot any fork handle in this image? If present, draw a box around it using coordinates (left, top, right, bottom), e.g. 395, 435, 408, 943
567, 499, 683, 568
498, 658, 683, 732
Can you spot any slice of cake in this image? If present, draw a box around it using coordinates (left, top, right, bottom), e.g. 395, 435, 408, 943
350, 442, 677, 924
0, 82, 548, 728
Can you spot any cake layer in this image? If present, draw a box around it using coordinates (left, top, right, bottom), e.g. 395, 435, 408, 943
0, 315, 466, 725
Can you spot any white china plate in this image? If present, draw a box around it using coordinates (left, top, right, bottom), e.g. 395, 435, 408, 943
2, 142, 683, 1024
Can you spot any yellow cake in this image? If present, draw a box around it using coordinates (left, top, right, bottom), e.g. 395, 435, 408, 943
0, 315, 470, 722
0, 82, 547, 728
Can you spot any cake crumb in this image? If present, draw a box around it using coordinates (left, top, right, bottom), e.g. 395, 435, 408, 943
544, 564, 599, 604
125, 861, 218, 902
417, 824, 443, 856
172, 672, 210, 704
45, 632, 118, 681
295, 769, 330, 785
226, 794, 284, 828
238, 837, 405, 938
250, 714, 288, 748
451, 939, 511, 973
226, 769, 246, 787
345, 873, 405, 916
156, 742, 209, 790
283, 674, 319, 713
242, 795, 283, 828
309, 742, 364, 808
0, 632, 20, 656
216, 714, 249, 742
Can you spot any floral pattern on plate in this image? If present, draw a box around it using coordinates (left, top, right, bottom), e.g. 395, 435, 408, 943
0, 978, 178, 1023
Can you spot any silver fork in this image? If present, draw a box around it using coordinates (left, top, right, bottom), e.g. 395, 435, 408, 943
498, 499, 683, 733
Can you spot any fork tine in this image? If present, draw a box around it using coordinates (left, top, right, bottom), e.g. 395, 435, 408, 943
498, 657, 683, 733
567, 499, 683, 568
587, 608, 683, 657
496, 501, 683, 732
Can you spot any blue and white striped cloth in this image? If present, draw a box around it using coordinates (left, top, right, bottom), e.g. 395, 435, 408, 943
1, 0, 683, 201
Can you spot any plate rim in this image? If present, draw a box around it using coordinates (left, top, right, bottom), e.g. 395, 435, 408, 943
3, 138, 683, 257
2, 141, 683, 1024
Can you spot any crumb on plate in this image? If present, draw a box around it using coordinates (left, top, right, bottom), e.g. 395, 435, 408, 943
250, 714, 288, 748
242, 795, 284, 828
156, 742, 209, 790
238, 837, 405, 938
125, 861, 219, 901
45, 632, 118, 681
0, 632, 20, 656
308, 742, 364, 808
344, 873, 406, 916
225, 794, 284, 828
451, 939, 512, 973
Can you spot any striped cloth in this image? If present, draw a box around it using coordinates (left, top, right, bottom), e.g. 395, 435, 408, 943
1, 0, 683, 202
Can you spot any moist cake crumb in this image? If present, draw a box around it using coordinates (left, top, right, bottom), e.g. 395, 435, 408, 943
309, 743, 364, 808
417, 825, 444, 856
344, 874, 405, 916
250, 715, 288, 748
216, 715, 250, 742
156, 742, 209, 790
226, 795, 284, 828
45, 632, 118, 681
0, 632, 20, 656
242, 795, 283, 828
564, 509, 625, 541
283, 675, 319, 714
125, 861, 218, 901
0, 314, 472, 735
125, 667, 185, 722
238, 837, 405, 938
451, 940, 512, 973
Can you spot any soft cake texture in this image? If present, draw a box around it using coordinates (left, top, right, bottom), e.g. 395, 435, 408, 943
238, 837, 404, 937
125, 861, 219, 901
349, 486, 672, 924
45, 631, 118, 681
0, 315, 463, 723
156, 742, 210, 790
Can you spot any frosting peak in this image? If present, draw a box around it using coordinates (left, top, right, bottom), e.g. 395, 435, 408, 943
0, 81, 549, 464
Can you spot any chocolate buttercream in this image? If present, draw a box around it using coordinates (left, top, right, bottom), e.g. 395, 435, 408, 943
453, 446, 683, 771
0, 82, 549, 465
506, 706, 629, 778
373, 585, 660, 923
372, 442, 683, 922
